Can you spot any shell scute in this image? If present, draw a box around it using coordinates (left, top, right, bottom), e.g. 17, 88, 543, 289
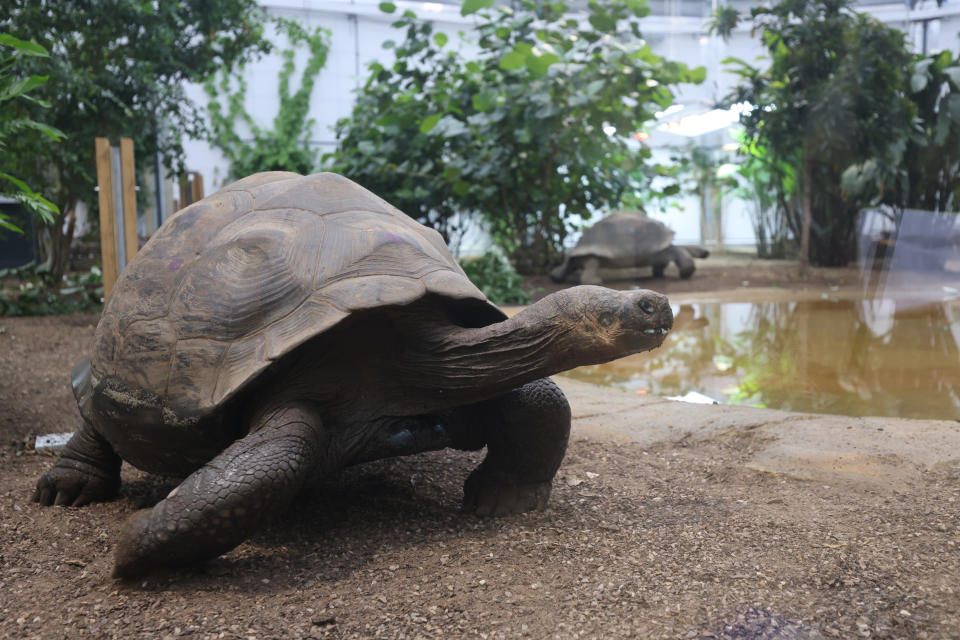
255, 172, 396, 217
168, 214, 319, 342
167, 338, 231, 415
113, 317, 177, 392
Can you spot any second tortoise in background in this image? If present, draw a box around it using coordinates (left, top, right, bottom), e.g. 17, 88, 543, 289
551, 210, 710, 284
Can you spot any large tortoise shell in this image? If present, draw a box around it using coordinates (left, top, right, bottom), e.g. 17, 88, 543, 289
568, 211, 674, 261
92, 172, 502, 420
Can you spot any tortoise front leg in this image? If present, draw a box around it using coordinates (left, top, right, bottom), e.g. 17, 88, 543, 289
112, 402, 325, 578
34, 421, 121, 507
444, 378, 571, 516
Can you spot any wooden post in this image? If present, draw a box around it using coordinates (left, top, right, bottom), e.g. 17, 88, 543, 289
179, 174, 190, 209
95, 136, 139, 299
95, 137, 119, 299
120, 138, 138, 262
190, 171, 204, 203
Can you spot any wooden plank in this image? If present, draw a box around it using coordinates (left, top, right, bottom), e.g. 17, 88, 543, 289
191, 171, 204, 203
120, 138, 138, 264
179, 174, 190, 208
94, 137, 118, 299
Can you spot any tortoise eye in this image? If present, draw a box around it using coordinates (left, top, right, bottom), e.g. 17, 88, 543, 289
637, 299, 655, 314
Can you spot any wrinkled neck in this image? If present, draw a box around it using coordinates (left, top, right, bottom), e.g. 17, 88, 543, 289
397, 297, 583, 406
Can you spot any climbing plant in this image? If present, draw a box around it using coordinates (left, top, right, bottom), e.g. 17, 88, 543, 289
206, 18, 330, 179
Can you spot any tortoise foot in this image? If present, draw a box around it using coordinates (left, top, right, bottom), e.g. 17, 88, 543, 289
112, 509, 154, 579
33, 458, 120, 507
463, 467, 552, 517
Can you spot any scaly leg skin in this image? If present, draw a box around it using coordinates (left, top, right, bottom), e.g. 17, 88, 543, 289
446, 378, 571, 517
33, 421, 121, 507
112, 402, 325, 579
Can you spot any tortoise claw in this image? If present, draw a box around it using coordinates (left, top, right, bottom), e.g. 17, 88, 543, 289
463, 467, 552, 517
33, 459, 119, 507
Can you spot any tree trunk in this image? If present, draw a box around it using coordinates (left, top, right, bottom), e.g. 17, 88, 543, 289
38, 199, 77, 285
800, 151, 813, 268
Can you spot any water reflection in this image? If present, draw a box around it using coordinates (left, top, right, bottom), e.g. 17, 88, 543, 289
565, 298, 960, 420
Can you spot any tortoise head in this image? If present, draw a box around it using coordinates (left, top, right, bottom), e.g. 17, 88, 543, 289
394, 285, 673, 405
542, 285, 673, 366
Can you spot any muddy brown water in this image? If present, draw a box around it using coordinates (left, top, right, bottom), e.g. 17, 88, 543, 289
564, 293, 960, 421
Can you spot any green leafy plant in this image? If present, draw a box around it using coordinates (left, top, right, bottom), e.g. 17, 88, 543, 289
0, 33, 63, 233
0, 263, 103, 316
712, 0, 915, 266
1, 1, 270, 283
206, 19, 331, 179
843, 49, 960, 217
333, 0, 704, 274
459, 252, 531, 305
733, 134, 800, 259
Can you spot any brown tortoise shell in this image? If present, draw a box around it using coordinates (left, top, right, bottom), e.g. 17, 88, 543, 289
90, 172, 504, 422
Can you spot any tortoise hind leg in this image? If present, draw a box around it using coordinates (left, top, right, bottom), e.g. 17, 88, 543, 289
34, 421, 121, 507
671, 246, 696, 279
444, 378, 571, 516
112, 402, 325, 578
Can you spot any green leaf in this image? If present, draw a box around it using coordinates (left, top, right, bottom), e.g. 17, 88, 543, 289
461, 0, 494, 16
943, 66, 960, 89
431, 115, 469, 137
0, 216, 24, 234
433, 32, 448, 47
419, 113, 443, 134
23, 120, 65, 141
499, 51, 525, 71
588, 13, 617, 33
378, 2, 396, 13
526, 51, 560, 76
910, 72, 928, 93
688, 66, 707, 84
0, 75, 49, 102
472, 90, 495, 112
0, 34, 48, 56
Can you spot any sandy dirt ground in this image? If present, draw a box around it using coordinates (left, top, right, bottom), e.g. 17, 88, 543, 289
2, 255, 959, 639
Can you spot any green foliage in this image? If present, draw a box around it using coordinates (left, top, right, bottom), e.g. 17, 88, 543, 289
733, 136, 800, 259
720, 0, 915, 266
205, 19, 331, 179
332, 0, 704, 274
0, 33, 63, 233
843, 49, 960, 215
459, 252, 531, 305
0, 1, 270, 282
706, 6, 740, 41
0, 263, 103, 316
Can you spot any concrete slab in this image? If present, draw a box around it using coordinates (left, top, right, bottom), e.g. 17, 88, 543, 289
554, 376, 960, 490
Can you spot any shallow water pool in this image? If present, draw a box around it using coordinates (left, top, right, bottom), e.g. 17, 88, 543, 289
564, 295, 960, 421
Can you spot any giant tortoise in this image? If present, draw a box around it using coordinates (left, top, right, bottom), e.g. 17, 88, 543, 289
551, 210, 709, 284
33, 172, 674, 578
